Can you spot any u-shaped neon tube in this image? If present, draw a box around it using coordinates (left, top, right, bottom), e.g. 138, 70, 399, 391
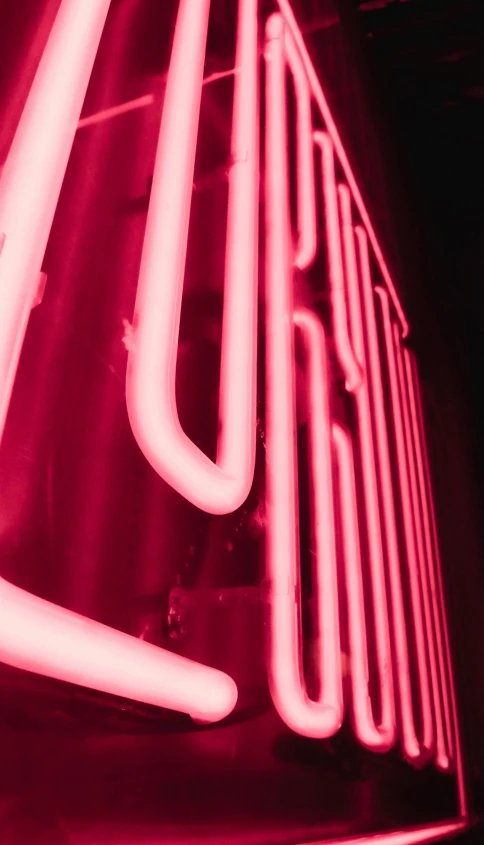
396, 340, 451, 772
0, 0, 238, 729
335, 190, 395, 752
315, 132, 362, 392
283, 29, 317, 270
264, 15, 342, 738
0, 0, 113, 438
351, 218, 426, 764
409, 356, 467, 813
375, 288, 434, 764
126, 0, 259, 515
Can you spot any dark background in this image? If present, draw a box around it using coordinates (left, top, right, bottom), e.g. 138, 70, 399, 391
349, 0, 484, 831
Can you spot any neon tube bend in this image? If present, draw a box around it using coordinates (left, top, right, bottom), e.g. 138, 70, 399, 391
351, 219, 425, 765
376, 287, 436, 765
332, 422, 396, 752
283, 29, 317, 270
265, 17, 342, 737
126, 0, 259, 515
335, 190, 395, 751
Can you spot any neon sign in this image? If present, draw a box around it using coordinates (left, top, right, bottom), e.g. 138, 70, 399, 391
0, 0, 470, 841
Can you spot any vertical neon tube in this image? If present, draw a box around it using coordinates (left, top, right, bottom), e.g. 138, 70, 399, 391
0, 0, 113, 437
275, 0, 409, 337
335, 190, 395, 751
402, 348, 453, 772
0, 0, 238, 725
375, 288, 434, 764
283, 29, 317, 270
332, 423, 393, 751
265, 14, 342, 738
409, 354, 467, 813
315, 132, 362, 392
352, 219, 423, 763
127, 0, 259, 515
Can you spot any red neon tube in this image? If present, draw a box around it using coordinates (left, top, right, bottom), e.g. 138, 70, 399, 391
264, 14, 342, 738
332, 189, 395, 751
0, 0, 112, 438
126, 0, 259, 515
375, 288, 436, 766
0, 0, 239, 723
283, 28, 317, 270
351, 218, 424, 764
315, 131, 362, 392
276, 0, 409, 338
332, 422, 393, 751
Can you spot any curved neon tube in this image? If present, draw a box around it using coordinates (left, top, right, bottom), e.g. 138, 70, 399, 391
0, 578, 237, 723
336, 191, 395, 751
276, 0, 409, 338
283, 29, 317, 270
0, 0, 238, 724
332, 423, 393, 751
404, 348, 454, 771
264, 15, 342, 737
126, 0, 259, 515
351, 218, 425, 764
0, 0, 113, 438
315, 132, 362, 392
375, 288, 434, 764
409, 354, 467, 814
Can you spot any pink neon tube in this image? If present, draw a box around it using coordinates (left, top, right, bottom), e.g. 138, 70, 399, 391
0, 0, 112, 438
315, 132, 362, 392
264, 14, 342, 738
0, 0, 238, 724
126, 0, 259, 515
0, 578, 236, 722
276, 0, 409, 338
404, 349, 455, 770
409, 355, 467, 815
332, 423, 394, 751
393, 325, 450, 770
283, 29, 317, 270
333, 188, 395, 751
375, 288, 434, 764
351, 218, 425, 764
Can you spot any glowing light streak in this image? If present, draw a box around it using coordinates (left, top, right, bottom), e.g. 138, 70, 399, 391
264, 15, 342, 738
126, 0, 259, 515
77, 94, 155, 129
0, 0, 238, 725
276, 0, 409, 336
375, 288, 434, 764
